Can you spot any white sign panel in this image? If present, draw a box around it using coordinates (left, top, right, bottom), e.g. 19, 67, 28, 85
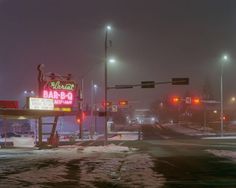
112, 105, 118, 112
29, 97, 54, 110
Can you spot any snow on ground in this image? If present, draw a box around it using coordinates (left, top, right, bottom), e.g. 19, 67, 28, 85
163, 123, 198, 136
0, 145, 166, 187
82, 143, 136, 153
108, 132, 139, 141
0, 137, 35, 148
206, 149, 236, 162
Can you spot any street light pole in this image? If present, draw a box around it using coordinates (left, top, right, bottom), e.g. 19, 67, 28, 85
94, 84, 98, 134
104, 25, 111, 145
220, 55, 228, 137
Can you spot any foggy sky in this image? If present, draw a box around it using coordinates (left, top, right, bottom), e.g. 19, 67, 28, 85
1, 0, 236, 108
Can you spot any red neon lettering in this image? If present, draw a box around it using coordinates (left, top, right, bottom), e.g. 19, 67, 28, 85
43, 89, 74, 106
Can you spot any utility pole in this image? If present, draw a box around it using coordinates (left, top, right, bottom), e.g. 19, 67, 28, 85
78, 79, 84, 139
104, 26, 111, 145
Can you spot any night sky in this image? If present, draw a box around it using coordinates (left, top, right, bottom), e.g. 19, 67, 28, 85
1, 0, 236, 108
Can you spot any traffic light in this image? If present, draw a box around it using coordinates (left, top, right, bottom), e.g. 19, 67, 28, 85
102, 101, 112, 108
118, 100, 128, 107
76, 114, 81, 124
171, 96, 181, 104
76, 111, 86, 125
192, 97, 201, 105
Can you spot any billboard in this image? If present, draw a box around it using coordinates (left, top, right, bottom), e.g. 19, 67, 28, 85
42, 80, 77, 108
27, 97, 54, 110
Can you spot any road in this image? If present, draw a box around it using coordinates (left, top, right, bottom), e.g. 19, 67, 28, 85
141, 123, 195, 140
135, 124, 236, 187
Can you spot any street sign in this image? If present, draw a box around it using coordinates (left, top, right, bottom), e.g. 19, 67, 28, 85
172, 78, 189, 85
141, 81, 155, 88
185, 97, 191, 104
112, 105, 118, 112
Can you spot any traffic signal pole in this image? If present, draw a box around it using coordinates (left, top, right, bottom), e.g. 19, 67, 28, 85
78, 79, 84, 139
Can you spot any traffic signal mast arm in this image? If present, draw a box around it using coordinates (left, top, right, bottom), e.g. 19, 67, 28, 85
107, 78, 189, 90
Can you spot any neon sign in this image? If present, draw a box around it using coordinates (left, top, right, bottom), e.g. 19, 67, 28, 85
49, 81, 75, 90
43, 80, 77, 108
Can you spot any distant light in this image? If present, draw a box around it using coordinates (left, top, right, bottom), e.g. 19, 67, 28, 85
213, 110, 217, 114
94, 84, 98, 89
231, 97, 236, 102
30, 91, 35, 94
223, 55, 228, 61
108, 58, 116, 64
106, 25, 111, 30
24, 91, 28, 94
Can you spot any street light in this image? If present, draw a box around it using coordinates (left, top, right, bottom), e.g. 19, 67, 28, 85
108, 58, 116, 64
220, 54, 229, 137
104, 25, 112, 144
231, 97, 236, 102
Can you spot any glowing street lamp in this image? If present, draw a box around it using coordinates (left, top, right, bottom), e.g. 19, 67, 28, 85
108, 58, 116, 64
106, 25, 111, 30
231, 97, 236, 102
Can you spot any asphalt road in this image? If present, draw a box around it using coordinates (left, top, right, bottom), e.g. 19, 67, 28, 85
130, 124, 236, 187
141, 123, 196, 140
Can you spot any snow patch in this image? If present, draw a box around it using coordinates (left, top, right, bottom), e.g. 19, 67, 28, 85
206, 149, 236, 161
81, 144, 136, 153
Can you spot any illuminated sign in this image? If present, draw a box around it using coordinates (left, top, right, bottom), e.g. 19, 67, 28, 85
43, 80, 77, 108
28, 97, 54, 110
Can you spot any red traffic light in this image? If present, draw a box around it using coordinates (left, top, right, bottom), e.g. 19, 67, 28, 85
76, 117, 81, 124
171, 96, 180, 104
192, 97, 201, 105
102, 101, 112, 107
76, 112, 86, 125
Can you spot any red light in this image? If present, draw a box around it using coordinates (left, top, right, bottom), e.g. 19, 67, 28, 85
76, 117, 81, 124
171, 97, 180, 104
192, 97, 200, 105
102, 101, 112, 107
76, 112, 86, 125
119, 100, 128, 106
